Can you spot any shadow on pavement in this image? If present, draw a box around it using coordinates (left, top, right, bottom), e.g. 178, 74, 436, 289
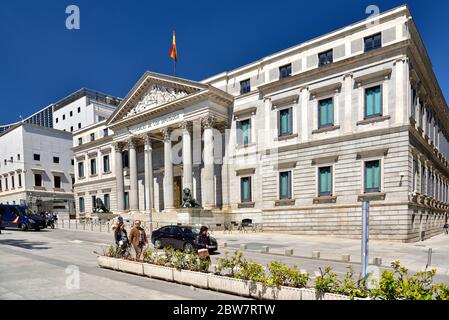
0, 238, 51, 250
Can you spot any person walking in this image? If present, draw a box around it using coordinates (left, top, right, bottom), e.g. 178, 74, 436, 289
113, 218, 129, 257
195, 226, 211, 265
129, 220, 147, 261
444, 222, 449, 235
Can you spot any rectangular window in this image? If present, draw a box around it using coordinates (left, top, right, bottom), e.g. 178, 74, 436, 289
78, 162, 84, 178
421, 165, 426, 194
318, 98, 334, 128
34, 154, 41, 161
53, 157, 60, 164
240, 79, 251, 95
365, 160, 381, 193
419, 101, 424, 129
5, 177, 8, 190
104, 194, 110, 210
124, 192, 130, 210
34, 174, 42, 187
18, 173, 22, 187
279, 108, 293, 136
364, 33, 382, 52
237, 119, 251, 145
279, 171, 292, 200
62, 114, 66, 120
92, 195, 97, 208
318, 49, 333, 67
78, 123, 82, 129
78, 107, 81, 113
240, 177, 252, 203
90, 133, 95, 142
79, 197, 85, 213
70, 111, 73, 117
412, 158, 417, 192
17, 154, 20, 161
54, 176, 61, 189
90, 158, 97, 176
103, 155, 110, 173
365, 85, 382, 118
56, 118, 59, 124
318, 166, 332, 196
103, 128, 109, 137
11, 175, 15, 189
279, 64, 292, 79
78, 137, 83, 146
70, 126, 74, 132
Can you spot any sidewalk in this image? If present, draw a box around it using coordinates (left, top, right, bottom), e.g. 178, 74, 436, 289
210, 231, 449, 275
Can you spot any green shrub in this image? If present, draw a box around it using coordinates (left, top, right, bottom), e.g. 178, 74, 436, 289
315, 267, 339, 294
214, 251, 245, 277
335, 266, 369, 299
235, 259, 267, 284
266, 261, 289, 289
434, 284, 449, 300
285, 266, 310, 289
143, 248, 154, 263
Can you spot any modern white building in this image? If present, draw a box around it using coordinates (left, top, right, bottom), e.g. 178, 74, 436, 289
53, 88, 121, 133
73, 5, 449, 242
0, 123, 75, 214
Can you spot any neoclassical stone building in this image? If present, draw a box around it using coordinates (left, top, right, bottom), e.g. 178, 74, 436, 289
73, 5, 449, 241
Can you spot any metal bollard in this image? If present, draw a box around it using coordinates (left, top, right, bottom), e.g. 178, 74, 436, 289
91, 222, 93, 231
240, 244, 247, 251
61, 220, 64, 229
260, 246, 269, 254
312, 251, 321, 259
222, 242, 227, 248
285, 249, 294, 256
108, 223, 110, 233
83, 222, 86, 231
341, 254, 351, 262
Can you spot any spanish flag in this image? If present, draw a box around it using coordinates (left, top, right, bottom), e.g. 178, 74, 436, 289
169, 31, 178, 62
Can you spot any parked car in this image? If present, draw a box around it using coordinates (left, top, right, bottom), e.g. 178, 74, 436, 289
0, 205, 46, 231
151, 225, 218, 254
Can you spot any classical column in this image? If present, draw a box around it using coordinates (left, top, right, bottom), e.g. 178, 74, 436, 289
181, 121, 193, 192
144, 134, 154, 212
161, 128, 174, 211
113, 142, 125, 212
343, 73, 353, 133
128, 138, 139, 211
202, 116, 216, 209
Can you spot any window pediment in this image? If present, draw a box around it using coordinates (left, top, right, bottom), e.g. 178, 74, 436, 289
233, 106, 257, 120
311, 155, 339, 166
273, 161, 297, 170
236, 168, 256, 176
354, 69, 392, 86
356, 148, 389, 159
271, 94, 299, 109
310, 83, 342, 99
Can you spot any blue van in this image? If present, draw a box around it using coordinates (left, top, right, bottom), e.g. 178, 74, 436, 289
0, 205, 46, 231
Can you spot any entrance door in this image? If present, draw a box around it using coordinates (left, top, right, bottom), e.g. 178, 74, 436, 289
173, 176, 182, 208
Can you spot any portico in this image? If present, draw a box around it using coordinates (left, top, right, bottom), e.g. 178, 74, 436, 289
107, 72, 233, 215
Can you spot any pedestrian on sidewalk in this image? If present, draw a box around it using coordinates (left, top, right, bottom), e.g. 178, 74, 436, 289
444, 222, 449, 235
129, 220, 148, 261
195, 226, 212, 264
113, 217, 129, 258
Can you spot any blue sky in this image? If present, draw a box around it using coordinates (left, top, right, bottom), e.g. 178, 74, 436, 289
0, 0, 448, 124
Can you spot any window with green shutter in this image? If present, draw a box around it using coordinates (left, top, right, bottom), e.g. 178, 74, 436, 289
237, 119, 251, 145
318, 98, 334, 128
241, 177, 252, 203
365, 86, 382, 118
318, 166, 332, 196
279, 108, 293, 137
365, 160, 381, 193
279, 171, 292, 200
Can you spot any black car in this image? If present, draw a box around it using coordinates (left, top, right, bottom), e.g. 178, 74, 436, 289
151, 225, 218, 254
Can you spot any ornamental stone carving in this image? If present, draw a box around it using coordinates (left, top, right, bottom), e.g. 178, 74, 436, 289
160, 128, 172, 142
201, 115, 216, 129
125, 85, 188, 119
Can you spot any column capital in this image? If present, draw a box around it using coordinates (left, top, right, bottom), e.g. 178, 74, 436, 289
160, 128, 172, 142
112, 141, 124, 152
127, 138, 137, 150
180, 121, 193, 134
201, 115, 216, 129
143, 134, 153, 150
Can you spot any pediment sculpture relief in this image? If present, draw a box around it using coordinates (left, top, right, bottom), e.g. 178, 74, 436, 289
125, 85, 188, 118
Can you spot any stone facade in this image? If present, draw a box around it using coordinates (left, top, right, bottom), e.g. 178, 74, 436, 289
72, 5, 449, 242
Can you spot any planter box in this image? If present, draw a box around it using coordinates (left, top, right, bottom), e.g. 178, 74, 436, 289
173, 269, 209, 289
277, 286, 303, 300
143, 264, 174, 282
249, 282, 280, 300
208, 275, 251, 297
97, 256, 119, 270
300, 288, 317, 300
117, 259, 144, 276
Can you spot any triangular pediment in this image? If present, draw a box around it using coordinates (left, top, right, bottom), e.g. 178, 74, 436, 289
107, 72, 208, 125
